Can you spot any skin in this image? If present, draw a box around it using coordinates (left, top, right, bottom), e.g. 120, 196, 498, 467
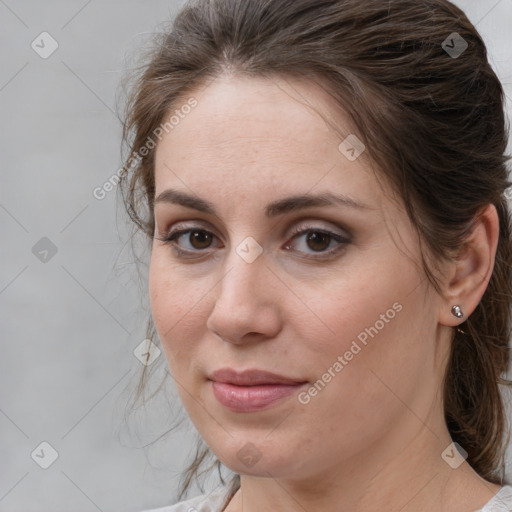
149, 73, 500, 511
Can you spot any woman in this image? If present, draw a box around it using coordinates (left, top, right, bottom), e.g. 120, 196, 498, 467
119, 0, 512, 510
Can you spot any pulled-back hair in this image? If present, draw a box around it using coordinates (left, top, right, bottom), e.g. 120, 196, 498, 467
120, 0, 512, 499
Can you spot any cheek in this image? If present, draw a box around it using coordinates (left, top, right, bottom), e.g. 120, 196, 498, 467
148, 252, 203, 363
298, 255, 428, 397
298, 265, 405, 356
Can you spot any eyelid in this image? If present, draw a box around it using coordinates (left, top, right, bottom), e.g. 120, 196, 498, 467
155, 219, 352, 261
158, 216, 350, 237
156, 219, 350, 244
288, 220, 352, 241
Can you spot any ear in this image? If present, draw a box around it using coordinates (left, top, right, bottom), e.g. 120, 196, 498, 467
438, 204, 499, 327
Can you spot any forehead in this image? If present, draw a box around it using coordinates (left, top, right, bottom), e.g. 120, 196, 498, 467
153, 74, 380, 206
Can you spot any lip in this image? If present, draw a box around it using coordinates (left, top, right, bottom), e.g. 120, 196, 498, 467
208, 368, 308, 412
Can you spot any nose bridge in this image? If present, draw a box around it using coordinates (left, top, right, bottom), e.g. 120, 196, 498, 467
218, 241, 266, 310
207, 239, 279, 342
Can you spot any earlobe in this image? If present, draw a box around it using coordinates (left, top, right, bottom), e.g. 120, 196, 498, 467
439, 204, 499, 327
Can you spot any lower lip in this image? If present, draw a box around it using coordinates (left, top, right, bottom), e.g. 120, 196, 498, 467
211, 381, 306, 412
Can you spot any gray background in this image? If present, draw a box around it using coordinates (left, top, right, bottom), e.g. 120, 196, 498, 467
1, 1, 511, 511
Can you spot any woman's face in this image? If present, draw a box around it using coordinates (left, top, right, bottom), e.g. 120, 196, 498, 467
149, 74, 450, 481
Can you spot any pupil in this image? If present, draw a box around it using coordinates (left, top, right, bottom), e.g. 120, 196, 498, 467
307, 232, 330, 252
191, 231, 211, 249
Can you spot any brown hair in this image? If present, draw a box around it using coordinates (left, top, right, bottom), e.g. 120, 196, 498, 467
119, 0, 512, 499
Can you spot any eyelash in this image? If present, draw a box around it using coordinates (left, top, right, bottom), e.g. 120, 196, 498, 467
155, 223, 351, 261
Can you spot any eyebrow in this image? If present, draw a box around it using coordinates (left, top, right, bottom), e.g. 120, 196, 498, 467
154, 189, 369, 217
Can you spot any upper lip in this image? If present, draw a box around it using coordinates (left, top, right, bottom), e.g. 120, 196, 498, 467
209, 368, 307, 386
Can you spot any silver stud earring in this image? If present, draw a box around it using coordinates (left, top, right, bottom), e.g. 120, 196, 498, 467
451, 305, 464, 319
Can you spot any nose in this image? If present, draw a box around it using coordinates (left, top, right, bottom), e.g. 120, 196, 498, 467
206, 245, 282, 345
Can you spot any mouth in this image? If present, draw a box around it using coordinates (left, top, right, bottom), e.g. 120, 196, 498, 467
208, 368, 308, 412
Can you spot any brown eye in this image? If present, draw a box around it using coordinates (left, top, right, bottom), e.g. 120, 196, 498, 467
188, 230, 213, 249
304, 232, 332, 252
156, 227, 220, 257
156, 224, 350, 261
284, 226, 351, 260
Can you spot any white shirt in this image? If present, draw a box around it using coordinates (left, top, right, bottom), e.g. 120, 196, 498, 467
141, 485, 232, 512
141, 484, 512, 512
